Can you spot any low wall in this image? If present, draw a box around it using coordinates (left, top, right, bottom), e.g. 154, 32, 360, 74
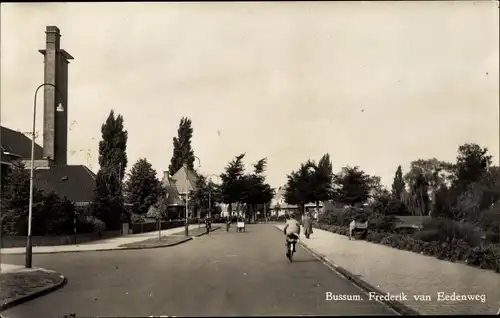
1, 230, 122, 248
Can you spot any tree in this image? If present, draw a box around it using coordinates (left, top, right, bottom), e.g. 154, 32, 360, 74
334, 166, 373, 206
168, 117, 195, 176
284, 160, 316, 214
411, 172, 430, 216
98, 110, 128, 185
189, 174, 209, 218
0, 161, 43, 235
404, 159, 454, 214
241, 158, 275, 222
34, 192, 75, 235
431, 144, 494, 220
220, 153, 246, 217
391, 166, 405, 200
0, 161, 75, 235
313, 154, 334, 210
93, 110, 128, 230
154, 188, 170, 220
454, 143, 492, 191
124, 159, 162, 215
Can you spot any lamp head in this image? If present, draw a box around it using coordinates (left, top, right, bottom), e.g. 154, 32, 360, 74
56, 102, 64, 112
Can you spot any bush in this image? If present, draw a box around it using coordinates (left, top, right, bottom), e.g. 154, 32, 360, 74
131, 213, 145, 224
465, 244, 500, 271
413, 229, 442, 242
86, 216, 106, 233
422, 217, 482, 247
319, 207, 372, 227
369, 215, 397, 232
316, 216, 500, 272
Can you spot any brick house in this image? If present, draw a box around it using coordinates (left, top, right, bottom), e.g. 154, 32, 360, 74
161, 165, 199, 219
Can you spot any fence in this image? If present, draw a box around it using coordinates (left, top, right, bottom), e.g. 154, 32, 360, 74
130, 220, 194, 234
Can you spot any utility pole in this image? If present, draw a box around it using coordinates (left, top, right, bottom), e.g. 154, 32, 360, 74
264, 203, 267, 223
184, 163, 189, 237
208, 191, 212, 219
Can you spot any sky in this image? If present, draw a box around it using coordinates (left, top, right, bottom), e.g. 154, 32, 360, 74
1, 1, 499, 189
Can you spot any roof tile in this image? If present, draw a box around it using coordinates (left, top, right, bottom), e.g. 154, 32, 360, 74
34, 165, 96, 203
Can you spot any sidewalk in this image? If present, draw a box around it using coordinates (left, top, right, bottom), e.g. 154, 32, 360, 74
0, 224, 206, 255
275, 224, 500, 315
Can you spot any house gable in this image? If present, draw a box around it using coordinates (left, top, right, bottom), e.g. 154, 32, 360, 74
171, 166, 199, 194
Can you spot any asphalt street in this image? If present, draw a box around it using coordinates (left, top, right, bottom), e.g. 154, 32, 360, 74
1, 224, 396, 317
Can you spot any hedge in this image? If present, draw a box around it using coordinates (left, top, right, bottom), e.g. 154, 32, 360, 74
314, 221, 500, 272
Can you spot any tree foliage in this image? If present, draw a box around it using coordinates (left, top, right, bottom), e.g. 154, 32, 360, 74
313, 154, 334, 203
284, 160, 316, 212
241, 158, 275, 220
404, 159, 454, 194
219, 153, 246, 216
453, 143, 492, 191
0, 160, 77, 235
92, 110, 128, 230
335, 166, 373, 206
124, 158, 162, 215
391, 165, 405, 200
168, 117, 195, 176
98, 110, 128, 186
1, 161, 43, 235
189, 175, 211, 217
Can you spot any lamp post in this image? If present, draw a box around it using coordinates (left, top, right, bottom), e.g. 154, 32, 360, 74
184, 156, 201, 236
26, 83, 64, 268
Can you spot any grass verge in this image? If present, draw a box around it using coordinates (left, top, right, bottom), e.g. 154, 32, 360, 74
119, 226, 220, 249
1, 270, 65, 309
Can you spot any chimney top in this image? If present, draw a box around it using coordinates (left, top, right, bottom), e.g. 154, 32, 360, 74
46, 26, 60, 34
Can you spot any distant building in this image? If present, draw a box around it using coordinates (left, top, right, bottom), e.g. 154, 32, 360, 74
161, 165, 199, 219
0, 26, 95, 205
269, 186, 323, 217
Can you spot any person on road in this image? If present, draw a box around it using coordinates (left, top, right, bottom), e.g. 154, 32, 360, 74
303, 211, 313, 239
283, 213, 301, 254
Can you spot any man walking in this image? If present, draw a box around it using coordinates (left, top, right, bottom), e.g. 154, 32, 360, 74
303, 211, 313, 239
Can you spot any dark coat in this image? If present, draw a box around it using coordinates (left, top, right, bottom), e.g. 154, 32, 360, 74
303, 214, 313, 235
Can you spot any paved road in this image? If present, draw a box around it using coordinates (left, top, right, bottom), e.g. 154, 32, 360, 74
1, 225, 395, 317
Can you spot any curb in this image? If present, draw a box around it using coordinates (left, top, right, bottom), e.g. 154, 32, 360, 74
0, 271, 67, 312
272, 225, 420, 316
118, 237, 193, 250
193, 226, 221, 237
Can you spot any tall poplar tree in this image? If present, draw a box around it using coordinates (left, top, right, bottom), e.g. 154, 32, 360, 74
168, 117, 195, 176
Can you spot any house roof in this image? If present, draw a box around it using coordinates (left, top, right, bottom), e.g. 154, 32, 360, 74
1, 126, 43, 159
162, 177, 184, 206
34, 165, 96, 203
170, 166, 199, 194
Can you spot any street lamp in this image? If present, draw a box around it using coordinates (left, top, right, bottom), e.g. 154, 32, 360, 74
26, 83, 64, 268
185, 156, 201, 236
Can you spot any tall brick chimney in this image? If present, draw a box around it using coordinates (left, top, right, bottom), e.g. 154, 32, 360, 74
39, 26, 74, 165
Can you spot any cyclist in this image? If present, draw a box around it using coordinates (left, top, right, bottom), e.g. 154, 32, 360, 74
283, 213, 301, 256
